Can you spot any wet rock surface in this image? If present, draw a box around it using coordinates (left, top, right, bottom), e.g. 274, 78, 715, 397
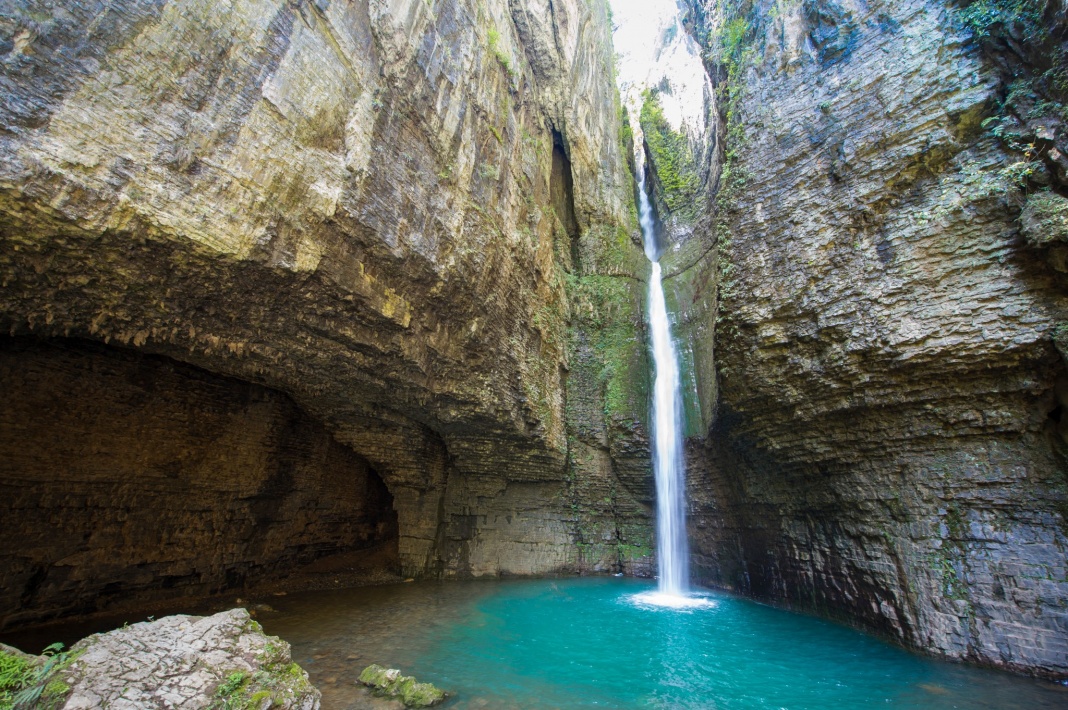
676, 0, 1068, 678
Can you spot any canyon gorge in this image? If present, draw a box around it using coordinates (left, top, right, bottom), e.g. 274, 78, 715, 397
0, 0, 1066, 697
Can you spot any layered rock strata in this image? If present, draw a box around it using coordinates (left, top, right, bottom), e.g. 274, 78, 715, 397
0, 0, 653, 623
673, 0, 1068, 678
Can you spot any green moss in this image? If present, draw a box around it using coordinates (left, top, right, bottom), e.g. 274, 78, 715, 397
944, 505, 966, 541
207, 632, 316, 710
477, 162, 501, 182
566, 272, 647, 426
358, 664, 446, 707
639, 90, 701, 221
934, 505, 973, 603
619, 104, 634, 158
1022, 191, 1068, 245
487, 27, 516, 79
686, 2, 755, 331
216, 671, 249, 698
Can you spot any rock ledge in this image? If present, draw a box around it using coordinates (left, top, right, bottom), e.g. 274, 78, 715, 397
40, 609, 319, 709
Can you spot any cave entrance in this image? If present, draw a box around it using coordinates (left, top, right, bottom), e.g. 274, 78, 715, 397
0, 336, 400, 632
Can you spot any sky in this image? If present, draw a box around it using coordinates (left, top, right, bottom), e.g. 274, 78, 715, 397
608, 0, 713, 139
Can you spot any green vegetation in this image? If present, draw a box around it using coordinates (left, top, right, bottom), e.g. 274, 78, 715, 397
700, 3, 756, 323
619, 104, 634, 165
487, 27, 516, 79
0, 650, 35, 709
478, 162, 501, 181
931, 504, 974, 604
208, 630, 317, 710
566, 271, 647, 427
978, 80, 1062, 187
951, 0, 1068, 191
0, 643, 76, 710
208, 662, 313, 710
639, 90, 701, 221
956, 0, 1049, 43
358, 664, 446, 707
1022, 191, 1068, 245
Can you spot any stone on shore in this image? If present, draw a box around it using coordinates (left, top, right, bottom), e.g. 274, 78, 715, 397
358, 664, 446, 707
45, 608, 318, 709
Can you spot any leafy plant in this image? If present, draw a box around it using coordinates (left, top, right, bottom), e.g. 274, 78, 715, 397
956, 0, 1044, 41
1, 643, 73, 710
487, 27, 515, 78
478, 162, 500, 181
0, 652, 36, 709
217, 671, 248, 698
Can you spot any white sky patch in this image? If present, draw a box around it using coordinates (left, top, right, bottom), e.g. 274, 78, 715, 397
610, 0, 713, 144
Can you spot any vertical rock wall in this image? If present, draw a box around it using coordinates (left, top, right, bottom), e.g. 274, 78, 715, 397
676, 0, 1068, 678
0, 0, 654, 621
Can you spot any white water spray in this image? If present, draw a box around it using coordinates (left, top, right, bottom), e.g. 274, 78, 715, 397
609, 0, 714, 610
637, 162, 690, 599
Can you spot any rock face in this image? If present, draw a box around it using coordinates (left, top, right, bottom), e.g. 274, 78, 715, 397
0, 0, 654, 622
57, 608, 319, 709
0, 337, 399, 630
357, 664, 446, 707
671, 0, 1068, 679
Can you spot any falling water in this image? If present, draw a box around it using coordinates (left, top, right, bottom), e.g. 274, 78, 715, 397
637, 163, 690, 598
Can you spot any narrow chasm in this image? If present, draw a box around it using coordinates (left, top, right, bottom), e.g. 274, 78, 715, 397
0, 337, 400, 631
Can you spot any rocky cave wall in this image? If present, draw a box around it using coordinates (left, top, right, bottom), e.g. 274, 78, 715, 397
0, 336, 398, 630
659, 0, 1068, 679
0, 0, 655, 622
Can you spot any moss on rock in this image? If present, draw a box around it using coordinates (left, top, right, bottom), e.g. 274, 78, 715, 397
358, 664, 446, 707
640, 90, 702, 221
1021, 191, 1068, 247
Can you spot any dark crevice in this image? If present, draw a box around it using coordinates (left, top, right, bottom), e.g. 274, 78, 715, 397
550, 129, 581, 271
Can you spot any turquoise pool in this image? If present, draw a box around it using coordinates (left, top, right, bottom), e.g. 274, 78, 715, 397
261, 577, 1068, 709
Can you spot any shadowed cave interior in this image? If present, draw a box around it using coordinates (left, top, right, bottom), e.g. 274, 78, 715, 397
0, 336, 400, 632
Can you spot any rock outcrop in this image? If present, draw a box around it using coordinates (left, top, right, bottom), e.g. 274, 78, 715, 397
671, 0, 1068, 679
0, 0, 654, 625
357, 664, 446, 707
2, 608, 320, 709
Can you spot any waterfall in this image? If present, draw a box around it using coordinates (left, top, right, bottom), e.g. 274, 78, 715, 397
637, 162, 690, 598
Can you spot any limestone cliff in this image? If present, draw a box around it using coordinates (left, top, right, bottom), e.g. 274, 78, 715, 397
671, 0, 1068, 679
0, 0, 652, 628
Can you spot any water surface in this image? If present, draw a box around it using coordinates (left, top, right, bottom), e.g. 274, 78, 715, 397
261, 577, 1068, 709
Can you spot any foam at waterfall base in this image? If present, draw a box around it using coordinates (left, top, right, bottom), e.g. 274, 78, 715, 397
628, 590, 718, 611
